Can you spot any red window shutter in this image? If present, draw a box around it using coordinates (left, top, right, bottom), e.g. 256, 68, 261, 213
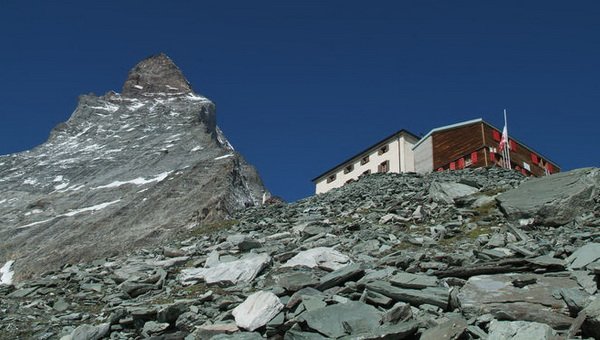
521, 168, 527, 175
458, 158, 465, 169
437, 167, 444, 172
471, 151, 478, 164
510, 140, 517, 151
449, 162, 456, 170
547, 163, 554, 173
492, 130, 501, 142
489, 152, 496, 161
531, 153, 538, 164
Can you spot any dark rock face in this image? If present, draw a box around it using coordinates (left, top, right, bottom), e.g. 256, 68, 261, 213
122, 53, 193, 97
0, 53, 267, 281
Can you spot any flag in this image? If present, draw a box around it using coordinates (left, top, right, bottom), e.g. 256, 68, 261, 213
500, 109, 511, 169
499, 125, 509, 152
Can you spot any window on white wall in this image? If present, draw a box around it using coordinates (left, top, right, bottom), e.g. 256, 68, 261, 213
326, 174, 336, 183
361, 156, 369, 165
378, 160, 390, 173
378, 145, 389, 155
344, 164, 354, 174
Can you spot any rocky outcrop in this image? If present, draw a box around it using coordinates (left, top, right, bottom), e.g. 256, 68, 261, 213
0, 54, 267, 281
2, 167, 599, 339
497, 167, 600, 226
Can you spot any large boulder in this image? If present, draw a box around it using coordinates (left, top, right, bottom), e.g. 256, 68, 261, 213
458, 273, 578, 329
487, 320, 557, 340
496, 168, 600, 226
232, 291, 284, 331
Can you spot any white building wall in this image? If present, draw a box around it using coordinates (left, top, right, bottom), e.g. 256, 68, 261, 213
315, 134, 417, 194
414, 136, 433, 173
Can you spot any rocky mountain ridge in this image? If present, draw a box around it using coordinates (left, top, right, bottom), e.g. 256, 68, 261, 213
0, 167, 598, 339
0, 54, 267, 282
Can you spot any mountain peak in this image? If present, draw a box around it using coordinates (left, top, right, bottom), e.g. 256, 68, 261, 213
122, 53, 193, 97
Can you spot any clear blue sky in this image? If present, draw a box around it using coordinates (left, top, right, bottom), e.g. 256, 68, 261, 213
1, 1, 598, 201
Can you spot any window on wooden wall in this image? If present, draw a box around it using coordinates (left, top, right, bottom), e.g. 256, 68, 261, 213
360, 156, 370, 165
378, 160, 390, 173
471, 151, 478, 164
449, 162, 456, 170
344, 164, 354, 174
326, 174, 336, 183
465, 154, 472, 167
378, 145, 389, 155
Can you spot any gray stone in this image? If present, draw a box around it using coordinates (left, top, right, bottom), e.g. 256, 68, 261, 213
70, 323, 110, 340
142, 321, 170, 337
420, 317, 467, 340
566, 243, 600, 270
6, 287, 38, 298
339, 321, 419, 339
299, 301, 382, 338
211, 333, 264, 340
389, 272, 438, 289
282, 247, 351, 271
559, 288, 589, 315
232, 291, 284, 331
366, 280, 449, 310
497, 167, 600, 226
381, 301, 412, 324
570, 270, 597, 294
179, 253, 270, 286
227, 234, 262, 251
582, 298, 600, 339
277, 271, 319, 292
191, 323, 239, 338
487, 320, 557, 340
284, 329, 328, 340
316, 263, 364, 291
458, 273, 577, 329
53, 297, 70, 312
429, 181, 479, 204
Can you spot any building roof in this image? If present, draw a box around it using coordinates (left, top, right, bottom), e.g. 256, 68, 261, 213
311, 129, 420, 182
412, 117, 559, 167
412, 118, 483, 149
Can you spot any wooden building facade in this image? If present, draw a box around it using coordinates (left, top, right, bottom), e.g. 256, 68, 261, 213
413, 118, 559, 177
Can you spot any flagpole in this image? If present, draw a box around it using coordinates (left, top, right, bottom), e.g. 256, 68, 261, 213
504, 109, 511, 169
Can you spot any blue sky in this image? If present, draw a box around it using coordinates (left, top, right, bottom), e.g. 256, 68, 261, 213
0, 1, 598, 201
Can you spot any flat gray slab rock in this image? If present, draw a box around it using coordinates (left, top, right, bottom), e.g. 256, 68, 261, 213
420, 317, 467, 340
390, 272, 438, 289
582, 298, 600, 339
497, 167, 600, 226
282, 247, 351, 271
232, 291, 284, 331
429, 181, 479, 204
62, 323, 110, 340
299, 301, 382, 338
458, 273, 577, 329
178, 253, 270, 286
487, 320, 557, 340
316, 263, 364, 291
366, 280, 449, 310
566, 243, 600, 270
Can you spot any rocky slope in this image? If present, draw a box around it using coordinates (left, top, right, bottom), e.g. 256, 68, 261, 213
0, 53, 267, 282
0, 167, 598, 339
